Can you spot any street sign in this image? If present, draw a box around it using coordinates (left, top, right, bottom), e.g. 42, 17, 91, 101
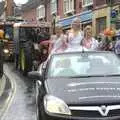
111, 10, 118, 18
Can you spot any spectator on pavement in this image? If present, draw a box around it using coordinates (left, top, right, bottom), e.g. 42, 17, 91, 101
81, 25, 99, 50
114, 29, 120, 56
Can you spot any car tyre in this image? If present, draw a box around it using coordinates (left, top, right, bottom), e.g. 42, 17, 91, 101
36, 82, 46, 120
36, 83, 40, 120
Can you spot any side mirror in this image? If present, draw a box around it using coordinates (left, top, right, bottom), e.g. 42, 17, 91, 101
28, 71, 41, 80
38, 62, 46, 75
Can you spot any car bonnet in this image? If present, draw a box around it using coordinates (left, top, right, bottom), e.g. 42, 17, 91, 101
46, 76, 120, 105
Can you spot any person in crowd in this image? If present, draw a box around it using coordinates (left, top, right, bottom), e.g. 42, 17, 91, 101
99, 27, 116, 51
81, 25, 99, 50
49, 24, 67, 54
66, 17, 83, 51
114, 29, 120, 56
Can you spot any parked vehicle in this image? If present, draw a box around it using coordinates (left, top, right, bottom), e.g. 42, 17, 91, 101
0, 22, 14, 61
29, 51, 120, 120
14, 22, 51, 75
0, 34, 4, 78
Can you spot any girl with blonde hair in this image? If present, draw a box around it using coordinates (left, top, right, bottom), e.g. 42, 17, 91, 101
81, 25, 99, 50
49, 24, 67, 54
66, 17, 84, 51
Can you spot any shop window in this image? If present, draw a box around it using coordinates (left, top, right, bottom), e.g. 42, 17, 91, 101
96, 17, 106, 35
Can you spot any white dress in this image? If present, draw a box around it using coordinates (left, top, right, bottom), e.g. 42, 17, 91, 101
65, 31, 83, 52
67, 32, 83, 49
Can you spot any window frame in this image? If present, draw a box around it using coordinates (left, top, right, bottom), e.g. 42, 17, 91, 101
37, 5, 45, 19
51, 0, 57, 14
64, 0, 74, 14
82, 0, 93, 7
96, 17, 106, 35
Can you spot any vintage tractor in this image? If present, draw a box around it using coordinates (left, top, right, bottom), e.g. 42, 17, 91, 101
14, 22, 51, 75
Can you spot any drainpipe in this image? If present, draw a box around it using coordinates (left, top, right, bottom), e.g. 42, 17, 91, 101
106, 0, 113, 27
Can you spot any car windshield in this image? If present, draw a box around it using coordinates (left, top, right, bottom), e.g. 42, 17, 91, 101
48, 52, 120, 78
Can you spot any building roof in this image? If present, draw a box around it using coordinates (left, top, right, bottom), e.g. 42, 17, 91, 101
22, 0, 40, 12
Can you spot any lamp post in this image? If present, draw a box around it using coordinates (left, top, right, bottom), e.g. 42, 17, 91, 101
106, 0, 113, 26
106, 0, 118, 27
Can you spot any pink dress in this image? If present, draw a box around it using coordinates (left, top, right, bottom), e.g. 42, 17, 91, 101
49, 34, 67, 54
82, 37, 99, 50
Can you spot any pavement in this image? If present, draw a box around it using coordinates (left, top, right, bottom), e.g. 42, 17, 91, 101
2, 63, 36, 120
0, 66, 14, 118
0, 75, 6, 97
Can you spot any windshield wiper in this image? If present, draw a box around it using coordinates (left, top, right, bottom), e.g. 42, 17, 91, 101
70, 75, 105, 78
104, 74, 120, 77
70, 74, 120, 78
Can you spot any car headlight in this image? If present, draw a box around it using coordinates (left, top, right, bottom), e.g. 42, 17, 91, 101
3, 49, 9, 54
44, 95, 71, 115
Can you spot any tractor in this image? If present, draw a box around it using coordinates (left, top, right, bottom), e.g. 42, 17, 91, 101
14, 22, 51, 75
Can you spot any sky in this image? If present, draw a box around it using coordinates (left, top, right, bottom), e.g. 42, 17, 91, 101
14, 0, 28, 4
0, 0, 28, 5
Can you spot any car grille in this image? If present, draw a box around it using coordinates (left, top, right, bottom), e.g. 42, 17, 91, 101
109, 109, 120, 117
69, 105, 120, 118
71, 110, 102, 117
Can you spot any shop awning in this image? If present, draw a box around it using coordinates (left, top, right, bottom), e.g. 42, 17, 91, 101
58, 10, 92, 28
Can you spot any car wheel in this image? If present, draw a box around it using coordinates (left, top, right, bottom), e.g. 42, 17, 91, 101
36, 83, 40, 120
36, 104, 40, 120
40, 105, 46, 120
36, 92, 45, 120
36, 82, 46, 120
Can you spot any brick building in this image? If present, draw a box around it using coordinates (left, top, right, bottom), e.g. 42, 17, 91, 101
93, 0, 120, 36
22, 0, 120, 35
44, 0, 93, 30
22, 0, 40, 22
36, 0, 50, 21
22, 0, 93, 31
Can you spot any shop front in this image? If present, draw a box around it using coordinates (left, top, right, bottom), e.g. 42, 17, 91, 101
57, 10, 92, 30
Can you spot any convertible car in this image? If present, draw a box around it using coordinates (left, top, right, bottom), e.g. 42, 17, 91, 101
29, 51, 120, 120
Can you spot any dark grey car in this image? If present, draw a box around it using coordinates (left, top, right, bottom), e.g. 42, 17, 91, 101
29, 51, 120, 120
